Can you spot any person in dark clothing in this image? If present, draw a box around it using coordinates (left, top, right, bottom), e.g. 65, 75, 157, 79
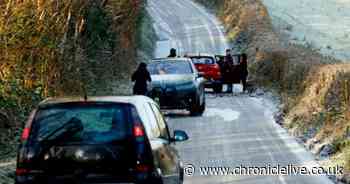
216, 56, 224, 68
223, 49, 234, 93
168, 48, 177, 58
239, 53, 249, 92
132, 62, 152, 96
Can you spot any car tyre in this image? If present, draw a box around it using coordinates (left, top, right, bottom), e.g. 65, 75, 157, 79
199, 100, 205, 114
190, 94, 205, 116
189, 105, 200, 116
179, 164, 184, 184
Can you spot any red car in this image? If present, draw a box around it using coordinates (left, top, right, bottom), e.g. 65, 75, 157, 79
186, 54, 223, 93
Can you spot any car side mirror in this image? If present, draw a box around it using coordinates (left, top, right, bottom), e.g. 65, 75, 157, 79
172, 130, 189, 142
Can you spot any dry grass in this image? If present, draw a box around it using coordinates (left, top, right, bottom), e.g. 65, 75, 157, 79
0, 0, 148, 97
0, 0, 155, 159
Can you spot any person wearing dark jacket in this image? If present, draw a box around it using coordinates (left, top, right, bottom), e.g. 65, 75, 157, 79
223, 49, 234, 93
239, 53, 249, 92
132, 62, 152, 95
168, 48, 177, 58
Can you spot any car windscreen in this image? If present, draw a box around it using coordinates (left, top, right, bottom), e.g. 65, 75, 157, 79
31, 103, 132, 144
148, 60, 193, 75
190, 57, 215, 64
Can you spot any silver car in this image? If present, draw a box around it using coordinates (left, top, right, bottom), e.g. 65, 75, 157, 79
148, 58, 206, 116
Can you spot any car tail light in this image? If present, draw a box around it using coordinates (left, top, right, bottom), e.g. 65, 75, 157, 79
133, 124, 145, 137
21, 128, 31, 140
21, 110, 36, 141
135, 164, 150, 172
16, 168, 29, 176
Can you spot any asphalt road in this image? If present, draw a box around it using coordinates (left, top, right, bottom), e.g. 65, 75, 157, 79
147, 0, 228, 57
148, 0, 335, 183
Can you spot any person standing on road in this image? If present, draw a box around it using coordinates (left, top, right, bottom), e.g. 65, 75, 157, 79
168, 48, 177, 58
239, 53, 249, 92
223, 49, 234, 93
132, 62, 152, 96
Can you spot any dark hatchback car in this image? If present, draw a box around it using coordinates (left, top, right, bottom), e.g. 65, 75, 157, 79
147, 58, 206, 116
16, 96, 189, 184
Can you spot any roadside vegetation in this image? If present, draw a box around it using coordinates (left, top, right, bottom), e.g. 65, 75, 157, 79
196, 0, 350, 181
0, 0, 156, 164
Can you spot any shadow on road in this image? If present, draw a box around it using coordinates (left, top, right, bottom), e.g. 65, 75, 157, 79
163, 110, 191, 119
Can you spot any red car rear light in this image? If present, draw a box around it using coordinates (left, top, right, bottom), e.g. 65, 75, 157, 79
135, 164, 150, 172
21, 110, 36, 141
133, 124, 145, 137
21, 128, 31, 141
16, 168, 30, 176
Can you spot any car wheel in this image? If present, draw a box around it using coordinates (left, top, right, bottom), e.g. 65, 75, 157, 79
213, 84, 223, 93
179, 164, 184, 184
138, 177, 162, 184
198, 100, 206, 115
189, 106, 200, 116
190, 93, 205, 116
189, 98, 200, 116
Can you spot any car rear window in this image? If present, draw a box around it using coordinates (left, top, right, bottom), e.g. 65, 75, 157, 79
148, 60, 193, 75
31, 103, 132, 144
190, 57, 215, 64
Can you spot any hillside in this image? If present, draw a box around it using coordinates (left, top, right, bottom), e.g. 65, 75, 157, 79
262, 0, 350, 61
196, 0, 350, 182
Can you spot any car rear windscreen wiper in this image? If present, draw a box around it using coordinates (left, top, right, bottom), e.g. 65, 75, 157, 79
39, 117, 84, 147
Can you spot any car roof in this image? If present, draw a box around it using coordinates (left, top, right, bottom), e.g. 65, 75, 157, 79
151, 57, 192, 62
185, 53, 215, 58
38, 96, 155, 109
